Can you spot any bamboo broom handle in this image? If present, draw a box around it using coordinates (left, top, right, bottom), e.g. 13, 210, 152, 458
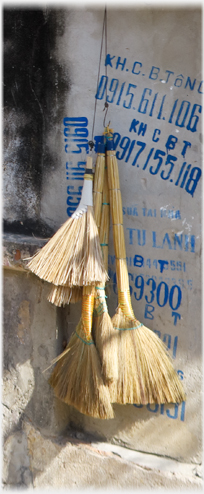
92, 138, 109, 316
106, 144, 135, 320
99, 167, 109, 271
93, 140, 106, 230
94, 167, 110, 316
81, 145, 107, 341
77, 155, 96, 342
80, 285, 95, 342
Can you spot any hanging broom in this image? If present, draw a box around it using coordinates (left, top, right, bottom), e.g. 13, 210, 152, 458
49, 283, 114, 419
105, 131, 186, 405
92, 162, 118, 383
46, 143, 107, 307
27, 156, 108, 288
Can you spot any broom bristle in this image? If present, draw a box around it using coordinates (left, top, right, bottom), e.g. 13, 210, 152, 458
47, 285, 82, 306
93, 300, 118, 383
106, 144, 185, 405
27, 206, 108, 286
108, 307, 186, 405
49, 320, 114, 419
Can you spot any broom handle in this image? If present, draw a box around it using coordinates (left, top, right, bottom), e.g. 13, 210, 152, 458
81, 148, 105, 342
99, 167, 109, 272
73, 156, 93, 216
106, 145, 135, 320
81, 285, 95, 342
93, 141, 106, 231
93, 166, 110, 316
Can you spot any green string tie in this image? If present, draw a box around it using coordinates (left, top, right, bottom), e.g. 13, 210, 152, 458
114, 323, 144, 331
75, 331, 94, 345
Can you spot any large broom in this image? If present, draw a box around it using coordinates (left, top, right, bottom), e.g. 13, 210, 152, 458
46, 144, 107, 308
27, 156, 108, 289
105, 132, 186, 405
49, 285, 114, 419
92, 163, 118, 383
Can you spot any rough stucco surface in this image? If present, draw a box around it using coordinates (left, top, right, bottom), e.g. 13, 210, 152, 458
2, 421, 203, 489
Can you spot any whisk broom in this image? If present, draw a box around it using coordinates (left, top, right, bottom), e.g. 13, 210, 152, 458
27, 156, 108, 288
106, 133, 186, 405
49, 283, 114, 419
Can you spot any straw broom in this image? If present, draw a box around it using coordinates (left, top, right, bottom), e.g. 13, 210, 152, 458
46, 145, 107, 307
92, 165, 118, 383
106, 134, 186, 405
49, 283, 114, 419
27, 156, 108, 288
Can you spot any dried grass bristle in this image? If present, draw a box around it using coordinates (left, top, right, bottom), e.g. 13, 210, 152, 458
47, 285, 82, 306
27, 206, 108, 286
49, 320, 114, 419
109, 308, 186, 405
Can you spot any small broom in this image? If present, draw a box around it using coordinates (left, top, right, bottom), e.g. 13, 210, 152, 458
92, 162, 118, 383
46, 143, 107, 307
105, 131, 186, 405
27, 156, 108, 288
49, 283, 114, 419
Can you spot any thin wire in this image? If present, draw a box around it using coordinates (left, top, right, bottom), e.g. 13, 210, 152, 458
91, 8, 107, 142
104, 7, 107, 103
103, 6, 109, 128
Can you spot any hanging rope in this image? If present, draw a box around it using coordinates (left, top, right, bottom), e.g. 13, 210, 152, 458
89, 6, 108, 150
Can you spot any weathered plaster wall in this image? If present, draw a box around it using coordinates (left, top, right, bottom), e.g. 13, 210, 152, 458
3, 5, 202, 485
3, 7, 69, 235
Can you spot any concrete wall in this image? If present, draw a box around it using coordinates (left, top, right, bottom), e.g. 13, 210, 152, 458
3, 5, 202, 479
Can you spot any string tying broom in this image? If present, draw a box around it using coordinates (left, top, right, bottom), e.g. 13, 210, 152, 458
27, 156, 108, 288
105, 131, 186, 405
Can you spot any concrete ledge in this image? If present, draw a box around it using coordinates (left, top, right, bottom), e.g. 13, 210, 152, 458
3, 232, 48, 271
2, 420, 203, 489
90, 440, 203, 480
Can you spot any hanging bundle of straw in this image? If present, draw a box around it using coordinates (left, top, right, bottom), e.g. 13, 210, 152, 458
46, 146, 107, 307
27, 157, 108, 288
92, 140, 118, 383
47, 285, 83, 307
49, 284, 114, 419
106, 136, 186, 405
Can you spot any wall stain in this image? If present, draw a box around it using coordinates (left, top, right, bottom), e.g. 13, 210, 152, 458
17, 300, 31, 343
3, 8, 70, 237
